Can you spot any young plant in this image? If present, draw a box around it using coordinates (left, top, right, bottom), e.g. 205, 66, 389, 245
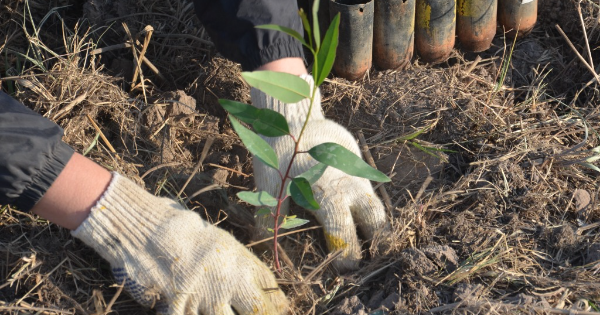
379, 125, 457, 163
219, 0, 390, 271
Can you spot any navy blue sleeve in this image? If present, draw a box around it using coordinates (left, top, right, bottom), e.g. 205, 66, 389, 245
193, 0, 305, 71
0, 91, 74, 211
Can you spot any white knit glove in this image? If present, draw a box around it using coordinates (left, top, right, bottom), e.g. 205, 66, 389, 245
251, 75, 389, 272
71, 173, 288, 315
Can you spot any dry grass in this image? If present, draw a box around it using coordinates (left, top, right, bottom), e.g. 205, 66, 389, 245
2, 0, 600, 314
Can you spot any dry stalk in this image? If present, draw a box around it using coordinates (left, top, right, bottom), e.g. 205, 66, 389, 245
131, 25, 154, 87
577, 1, 595, 68
177, 137, 214, 198
556, 24, 600, 84
357, 131, 393, 212
246, 226, 321, 248
15, 258, 68, 306
86, 114, 116, 154
89, 43, 164, 80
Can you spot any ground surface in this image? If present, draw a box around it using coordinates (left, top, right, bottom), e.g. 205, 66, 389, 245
2, 0, 600, 314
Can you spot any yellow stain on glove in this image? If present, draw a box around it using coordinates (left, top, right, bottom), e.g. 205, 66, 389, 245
324, 232, 348, 253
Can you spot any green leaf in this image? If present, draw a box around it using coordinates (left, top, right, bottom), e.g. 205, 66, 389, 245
311, 0, 321, 49
279, 216, 310, 229
254, 109, 290, 137
579, 162, 600, 172
219, 99, 259, 124
400, 128, 429, 141
297, 162, 328, 185
256, 24, 308, 46
237, 191, 278, 207
410, 142, 446, 161
299, 9, 313, 48
435, 148, 458, 153
315, 13, 340, 86
585, 155, 600, 163
229, 116, 279, 170
83, 133, 100, 156
290, 177, 320, 210
220, 99, 289, 137
309, 143, 391, 182
242, 71, 310, 104
255, 208, 273, 217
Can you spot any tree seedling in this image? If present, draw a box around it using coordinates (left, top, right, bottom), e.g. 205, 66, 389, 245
219, 0, 390, 271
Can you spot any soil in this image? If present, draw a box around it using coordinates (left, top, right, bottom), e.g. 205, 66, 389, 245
2, 0, 600, 314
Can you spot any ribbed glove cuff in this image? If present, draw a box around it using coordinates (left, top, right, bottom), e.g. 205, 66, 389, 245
250, 74, 325, 126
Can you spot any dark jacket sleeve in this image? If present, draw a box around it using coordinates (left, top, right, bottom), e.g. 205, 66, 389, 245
193, 0, 305, 71
0, 91, 74, 211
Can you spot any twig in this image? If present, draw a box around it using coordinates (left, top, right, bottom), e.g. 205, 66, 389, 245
246, 225, 321, 247
555, 24, 600, 84
141, 161, 182, 179
89, 43, 131, 55
356, 260, 398, 285
122, 23, 151, 103
53, 92, 87, 121
90, 43, 165, 80
103, 279, 126, 315
132, 25, 154, 88
184, 183, 222, 204
304, 249, 344, 282
577, 221, 600, 234
15, 258, 68, 306
86, 114, 116, 153
277, 245, 296, 273
415, 176, 434, 201
177, 137, 214, 198
577, 1, 595, 68
206, 163, 250, 177
463, 55, 482, 77
357, 131, 393, 212
122, 24, 142, 91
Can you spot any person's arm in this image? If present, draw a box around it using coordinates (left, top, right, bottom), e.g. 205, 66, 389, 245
0, 92, 288, 314
30, 153, 111, 230
257, 57, 308, 75
193, 0, 306, 71
0, 91, 75, 213
1, 90, 110, 230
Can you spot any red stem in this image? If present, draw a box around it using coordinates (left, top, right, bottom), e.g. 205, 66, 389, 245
272, 80, 318, 272
272, 136, 301, 272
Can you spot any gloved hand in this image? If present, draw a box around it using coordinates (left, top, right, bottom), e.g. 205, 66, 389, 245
251, 75, 389, 272
71, 173, 288, 315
